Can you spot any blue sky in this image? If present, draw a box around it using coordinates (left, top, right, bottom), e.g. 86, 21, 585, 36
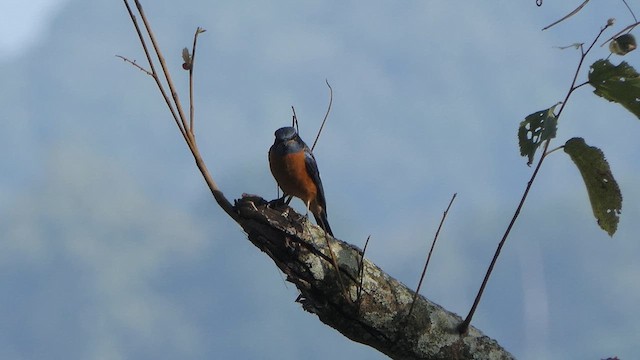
1, 1, 639, 359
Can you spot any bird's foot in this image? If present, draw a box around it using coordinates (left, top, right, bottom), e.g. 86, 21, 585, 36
268, 195, 288, 208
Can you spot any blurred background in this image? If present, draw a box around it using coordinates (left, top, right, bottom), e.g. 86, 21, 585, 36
1, 1, 639, 359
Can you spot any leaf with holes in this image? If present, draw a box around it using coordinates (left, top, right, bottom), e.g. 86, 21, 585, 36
518, 103, 559, 166
564, 137, 622, 236
588, 59, 640, 119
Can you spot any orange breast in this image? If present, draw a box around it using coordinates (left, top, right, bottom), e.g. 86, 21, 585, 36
269, 150, 317, 205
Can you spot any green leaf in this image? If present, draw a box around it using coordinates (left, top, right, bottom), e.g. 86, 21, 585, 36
518, 103, 559, 166
588, 59, 640, 119
564, 137, 622, 236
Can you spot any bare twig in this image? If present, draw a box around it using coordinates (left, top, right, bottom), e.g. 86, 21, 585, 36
458, 21, 613, 334
311, 79, 333, 152
356, 235, 371, 310
188, 27, 206, 136
542, 0, 590, 31
291, 106, 299, 130
544, 145, 565, 157
316, 220, 351, 303
134, 0, 190, 139
115, 55, 153, 75
572, 81, 590, 90
622, 0, 638, 23
406, 193, 457, 321
122, 0, 184, 141
307, 80, 340, 298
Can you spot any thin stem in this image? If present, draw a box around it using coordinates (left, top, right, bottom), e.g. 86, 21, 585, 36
291, 106, 299, 130
115, 55, 152, 75
622, 0, 638, 23
311, 79, 333, 152
356, 235, 371, 311
134, 0, 190, 144
542, 0, 590, 31
458, 21, 612, 334
123, 0, 186, 140
406, 193, 457, 320
189, 28, 206, 136
544, 145, 565, 157
316, 219, 350, 303
573, 81, 590, 91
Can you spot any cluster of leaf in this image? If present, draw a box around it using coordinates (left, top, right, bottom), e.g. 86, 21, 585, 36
518, 33, 638, 236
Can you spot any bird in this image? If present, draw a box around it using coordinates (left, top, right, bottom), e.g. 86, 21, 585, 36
268, 126, 333, 236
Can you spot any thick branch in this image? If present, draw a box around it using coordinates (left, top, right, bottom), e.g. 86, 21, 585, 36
234, 195, 514, 360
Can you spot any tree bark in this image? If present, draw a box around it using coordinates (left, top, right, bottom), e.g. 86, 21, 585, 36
235, 194, 515, 360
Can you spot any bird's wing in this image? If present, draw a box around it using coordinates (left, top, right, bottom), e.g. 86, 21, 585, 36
304, 148, 327, 210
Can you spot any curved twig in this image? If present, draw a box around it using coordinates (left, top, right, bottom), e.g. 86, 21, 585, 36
542, 0, 591, 31
406, 193, 456, 321
189, 27, 206, 136
356, 235, 371, 310
115, 55, 152, 75
622, 0, 638, 23
311, 79, 333, 152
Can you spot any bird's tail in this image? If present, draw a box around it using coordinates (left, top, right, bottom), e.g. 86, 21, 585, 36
313, 210, 333, 237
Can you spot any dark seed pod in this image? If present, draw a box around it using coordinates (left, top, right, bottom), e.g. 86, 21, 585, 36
609, 33, 637, 56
